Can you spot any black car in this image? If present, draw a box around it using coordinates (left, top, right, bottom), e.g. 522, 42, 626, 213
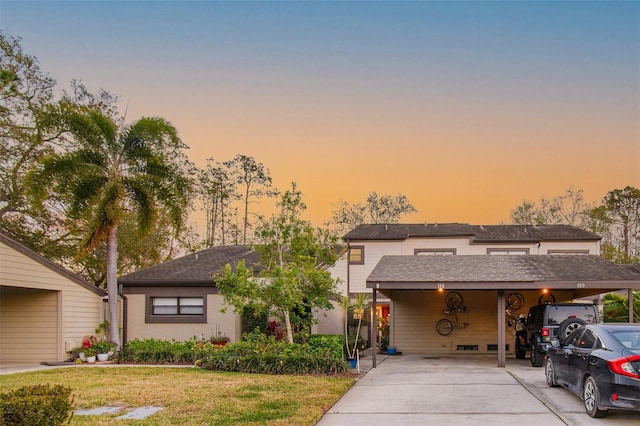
545, 323, 640, 418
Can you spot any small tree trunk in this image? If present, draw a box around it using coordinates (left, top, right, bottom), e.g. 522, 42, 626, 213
106, 225, 121, 350
283, 310, 294, 343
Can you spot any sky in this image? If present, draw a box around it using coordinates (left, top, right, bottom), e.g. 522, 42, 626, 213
1, 0, 639, 230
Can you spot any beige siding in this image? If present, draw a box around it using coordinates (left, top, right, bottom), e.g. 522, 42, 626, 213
125, 294, 240, 342
391, 289, 578, 355
1, 240, 104, 362
348, 241, 403, 293
0, 287, 58, 363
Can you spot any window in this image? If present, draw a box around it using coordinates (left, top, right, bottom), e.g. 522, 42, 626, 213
146, 295, 206, 323
578, 329, 598, 349
487, 248, 529, 255
152, 297, 204, 315
415, 249, 456, 255
547, 250, 590, 255
349, 246, 364, 264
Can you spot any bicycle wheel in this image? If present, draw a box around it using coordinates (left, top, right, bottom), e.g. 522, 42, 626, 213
538, 293, 556, 304
436, 318, 454, 336
445, 291, 463, 310
507, 293, 524, 311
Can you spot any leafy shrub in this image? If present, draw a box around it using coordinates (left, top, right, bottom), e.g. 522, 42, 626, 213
118, 337, 220, 364
201, 331, 349, 375
0, 384, 74, 426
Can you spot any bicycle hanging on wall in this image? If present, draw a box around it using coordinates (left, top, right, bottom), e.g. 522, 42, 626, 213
436, 291, 469, 336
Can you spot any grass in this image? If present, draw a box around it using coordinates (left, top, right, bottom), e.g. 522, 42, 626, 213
0, 366, 355, 425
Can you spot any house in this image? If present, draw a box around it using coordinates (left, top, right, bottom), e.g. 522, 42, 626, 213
0, 232, 107, 365
338, 223, 640, 367
119, 244, 346, 343
119, 245, 260, 343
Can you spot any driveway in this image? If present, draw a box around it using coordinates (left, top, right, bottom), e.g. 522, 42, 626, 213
318, 354, 640, 425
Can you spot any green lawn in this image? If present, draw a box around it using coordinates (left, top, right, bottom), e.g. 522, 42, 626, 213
0, 366, 355, 425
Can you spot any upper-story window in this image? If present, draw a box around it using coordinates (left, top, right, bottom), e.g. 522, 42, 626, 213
348, 246, 364, 264
487, 248, 530, 255
414, 249, 456, 255
547, 250, 590, 255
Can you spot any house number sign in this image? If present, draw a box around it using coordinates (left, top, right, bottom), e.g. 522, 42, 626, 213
576, 282, 586, 288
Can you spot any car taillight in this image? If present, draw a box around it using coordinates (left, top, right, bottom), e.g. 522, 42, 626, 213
607, 355, 640, 379
541, 327, 550, 337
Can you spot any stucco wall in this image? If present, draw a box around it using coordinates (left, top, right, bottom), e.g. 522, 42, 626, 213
125, 293, 240, 343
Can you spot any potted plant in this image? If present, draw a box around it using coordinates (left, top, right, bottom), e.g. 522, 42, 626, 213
93, 341, 115, 361
210, 325, 230, 346
84, 347, 96, 364
340, 294, 370, 368
210, 335, 230, 346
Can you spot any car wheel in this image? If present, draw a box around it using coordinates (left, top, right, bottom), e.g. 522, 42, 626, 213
583, 376, 608, 418
559, 318, 587, 340
530, 341, 543, 367
545, 358, 557, 387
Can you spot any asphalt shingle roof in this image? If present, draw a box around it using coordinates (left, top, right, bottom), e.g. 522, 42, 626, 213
343, 223, 601, 242
118, 245, 259, 284
367, 255, 640, 284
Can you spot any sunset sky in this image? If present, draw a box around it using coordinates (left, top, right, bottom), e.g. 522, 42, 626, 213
1, 1, 638, 230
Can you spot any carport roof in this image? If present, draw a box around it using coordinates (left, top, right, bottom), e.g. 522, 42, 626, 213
366, 255, 640, 291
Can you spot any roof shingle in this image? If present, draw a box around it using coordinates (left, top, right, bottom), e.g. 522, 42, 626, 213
118, 245, 259, 284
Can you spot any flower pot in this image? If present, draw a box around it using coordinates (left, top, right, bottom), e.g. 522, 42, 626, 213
387, 347, 397, 355
86, 356, 96, 364
97, 353, 109, 362
346, 357, 358, 369
78, 352, 86, 362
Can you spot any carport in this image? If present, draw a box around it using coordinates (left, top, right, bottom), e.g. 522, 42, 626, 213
367, 255, 640, 368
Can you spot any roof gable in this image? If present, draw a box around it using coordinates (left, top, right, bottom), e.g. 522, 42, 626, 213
0, 231, 105, 296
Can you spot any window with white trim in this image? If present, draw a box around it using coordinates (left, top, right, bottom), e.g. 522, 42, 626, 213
487, 248, 530, 255
415, 249, 456, 255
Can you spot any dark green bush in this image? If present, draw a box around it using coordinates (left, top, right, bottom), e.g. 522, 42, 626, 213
0, 384, 74, 426
118, 337, 219, 364
201, 331, 349, 375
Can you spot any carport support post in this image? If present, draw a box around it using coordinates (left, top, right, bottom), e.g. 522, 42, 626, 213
497, 290, 506, 368
371, 288, 377, 368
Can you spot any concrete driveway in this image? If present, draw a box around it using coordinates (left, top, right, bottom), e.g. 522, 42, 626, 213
318, 354, 640, 426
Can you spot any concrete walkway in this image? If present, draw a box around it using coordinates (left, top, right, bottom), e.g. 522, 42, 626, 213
318, 354, 640, 426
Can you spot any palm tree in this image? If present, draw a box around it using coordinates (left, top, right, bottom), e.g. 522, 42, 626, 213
29, 108, 192, 349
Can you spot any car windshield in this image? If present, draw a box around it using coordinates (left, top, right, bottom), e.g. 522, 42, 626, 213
547, 305, 597, 325
612, 331, 640, 350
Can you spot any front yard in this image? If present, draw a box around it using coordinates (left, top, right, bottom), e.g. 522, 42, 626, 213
0, 366, 355, 425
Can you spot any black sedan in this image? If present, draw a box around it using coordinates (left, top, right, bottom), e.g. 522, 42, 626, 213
545, 323, 640, 418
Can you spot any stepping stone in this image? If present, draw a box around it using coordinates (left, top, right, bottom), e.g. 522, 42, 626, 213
116, 406, 164, 420
75, 406, 123, 416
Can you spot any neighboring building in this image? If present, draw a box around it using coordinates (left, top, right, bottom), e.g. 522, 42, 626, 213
338, 223, 640, 366
119, 246, 259, 343
119, 244, 346, 342
0, 232, 107, 365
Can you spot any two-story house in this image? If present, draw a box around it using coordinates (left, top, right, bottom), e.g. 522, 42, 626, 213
337, 223, 640, 367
